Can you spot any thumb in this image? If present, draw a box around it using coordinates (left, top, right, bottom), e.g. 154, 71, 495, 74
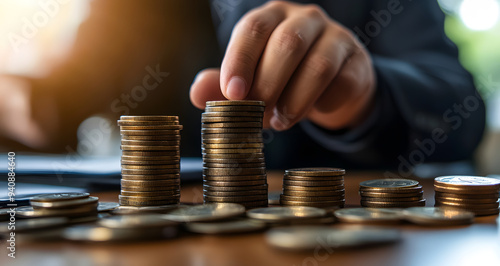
189, 68, 226, 109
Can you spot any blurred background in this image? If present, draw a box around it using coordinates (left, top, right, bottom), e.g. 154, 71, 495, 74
0, 0, 499, 173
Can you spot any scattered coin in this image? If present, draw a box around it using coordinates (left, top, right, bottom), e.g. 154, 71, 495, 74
30, 192, 90, 203
162, 203, 246, 222
30, 196, 99, 209
97, 202, 120, 212
402, 207, 474, 225
334, 208, 404, 223
247, 206, 326, 222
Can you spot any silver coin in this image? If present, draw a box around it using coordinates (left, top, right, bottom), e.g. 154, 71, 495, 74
402, 207, 475, 225
0, 217, 68, 233
99, 214, 178, 229
98, 202, 120, 212
63, 225, 177, 242
266, 226, 401, 250
185, 218, 266, 234
31, 196, 99, 208
162, 203, 245, 222
30, 192, 90, 202
247, 206, 326, 221
334, 208, 404, 224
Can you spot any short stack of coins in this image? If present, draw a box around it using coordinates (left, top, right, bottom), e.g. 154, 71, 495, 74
280, 168, 346, 208
201, 100, 268, 209
359, 179, 425, 208
118, 116, 182, 206
29, 192, 98, 218
434, 176, 500, 216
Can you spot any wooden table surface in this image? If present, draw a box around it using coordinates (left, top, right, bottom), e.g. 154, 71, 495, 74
2, 171, 499, 266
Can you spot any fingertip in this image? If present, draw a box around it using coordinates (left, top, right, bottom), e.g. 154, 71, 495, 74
225, 76, 248, 100
189, 68, 225, 109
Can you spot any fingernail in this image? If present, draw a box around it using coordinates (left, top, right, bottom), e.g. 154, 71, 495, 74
226, 76, 247, 100
270, 115, 287, 131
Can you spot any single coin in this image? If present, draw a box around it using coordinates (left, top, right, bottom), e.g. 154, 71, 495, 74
121, 156, 180, 162
120, 186, 179, 192
202, 133, 263, 139
0, 217, 68, 233
203, 184, 268, 192
202, 128, 261, 134
31, 196, 98, 209
283, 189, 345, 197
162, 203, 246, 222
98, 202, 120, 212
285, 168, 345, 177
435, 191, 499, 199
202, 117, 263, 123
434, 185, 499, 194
203, 153, 265, 159
284, 175, 344, 181
266, 226, 401, 250
121, 174, 180, 180
203, 195, 268, 203
203, 162, 266, 168
121, 179, 180, 187
120, 116, 178, 121
205, 106, 265, 112
334, 208, 404, 224
434, 176, 500, 188
30, 192, 90, 203
203, 168, 266, 176
120, 125, 183, 130
247, 206, 326, 221
121, 160, 180, 166
361, 199, 426, 208
202, 112, 263, 117
121, 169, 180, 175
206, 100, 265, 107
203, 175, 267, 181
121, 145, 179, 151
280, 194, 344, 202
280, 199, 345, 208
121, 140, 180, 146
202, 148, 263, 154
122, 150, 180, 156
203, 190, 268, 197
402, 207, 474, 225
63, 225, 176, 242
120, 130, 181, 136
185, 218, 266, 234
359, 191, 424, 198
202, 138, 263, 144
99, 214, 178, 229
203, 180, 267, 187
16, 205, 97, 218
121, 164, 179, 170
283, 180, 344, 187
122, 135, 180, 141
283, 185, 345, 191
360, 179, 419, 190
202, 143, 264, 149
360, 196, 423, 202
434, 196, 498, 204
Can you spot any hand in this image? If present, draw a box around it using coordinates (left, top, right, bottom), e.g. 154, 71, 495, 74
190, 1, 376, 131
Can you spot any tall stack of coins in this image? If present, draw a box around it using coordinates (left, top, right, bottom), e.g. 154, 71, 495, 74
280, 168, 345, 208
201, 100, 268, 209
434, 176, 500, 216
359, 179, 425, 208
118, 116, 182, 206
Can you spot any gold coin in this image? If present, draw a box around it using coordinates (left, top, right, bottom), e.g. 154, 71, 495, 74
203, 162, 266, 168
206, 100, 265, 107
434, 200, 499, 209
202, 143, 264, 149
121, 190, 180, 197
121, 160, 180, 165
121, 179, 180, 187
285, 168, 345, 177
434, 196, 498, 204
203, 184, 268, 192
203, 175, 267, 181
122, 151, 180, 156
202, 117, 263, 123
280, 194, 344, 202
202, 148, 262, 154
121, 164, 179, 170
283, 180, 344, 187
360, 185, 424, 193
121, 140, 180, 146
122, 135, 181, 141
120, 130, 181, 136
121, 169, 180, 175
201, 128, 261, 134
203, 168, 266, 176
120, 116, 178, 121
202, 112, 263, 117
203, 180, 267, 187
205, 106, 265, 112
282, 190, 345, 197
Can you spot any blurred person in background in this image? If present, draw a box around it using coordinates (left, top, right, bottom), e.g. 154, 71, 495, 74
0, 0, 486, 171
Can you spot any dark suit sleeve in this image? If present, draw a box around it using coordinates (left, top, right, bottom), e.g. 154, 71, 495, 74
302, 0, 485, 166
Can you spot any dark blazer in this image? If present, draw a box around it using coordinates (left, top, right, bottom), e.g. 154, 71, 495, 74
210, 0, 486, 170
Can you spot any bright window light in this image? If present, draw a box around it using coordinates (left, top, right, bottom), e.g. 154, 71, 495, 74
459, 0, 500, 31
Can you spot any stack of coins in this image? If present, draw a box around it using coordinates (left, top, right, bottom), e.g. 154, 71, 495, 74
201, 100, 268, 209
359, 179, 425, 208
434, 176, 500, 216
25, 193, 98, 218
280, 168, 345, 208
118, 116, 182, 206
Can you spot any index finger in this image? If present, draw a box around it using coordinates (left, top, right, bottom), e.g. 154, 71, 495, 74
220, 3, 286, 100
